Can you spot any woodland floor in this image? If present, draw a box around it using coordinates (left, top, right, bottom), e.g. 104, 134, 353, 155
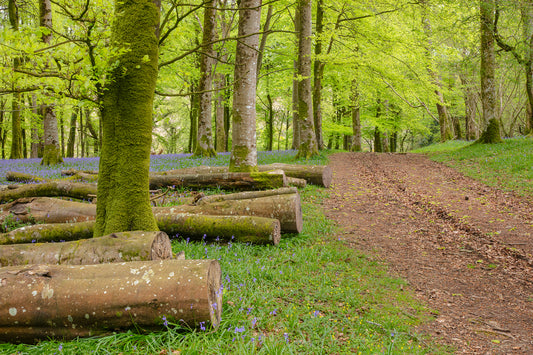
322, 152, 533, 354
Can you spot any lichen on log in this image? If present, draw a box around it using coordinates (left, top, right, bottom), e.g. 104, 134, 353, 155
0, 259, 222, 343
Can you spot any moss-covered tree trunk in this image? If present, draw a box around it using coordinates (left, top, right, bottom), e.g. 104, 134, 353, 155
295, 0, 319, 159
95, 0, 160, 237
229, 0, 261, 172
194, 0, 217, 158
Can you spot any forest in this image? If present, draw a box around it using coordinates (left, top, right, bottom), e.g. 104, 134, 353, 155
0, 0, 531, 163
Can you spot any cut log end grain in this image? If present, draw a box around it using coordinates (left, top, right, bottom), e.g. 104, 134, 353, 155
0, 259, 222, 343
150, 230, 173, 260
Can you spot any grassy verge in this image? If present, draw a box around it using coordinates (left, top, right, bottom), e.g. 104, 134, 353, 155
0, 151, 445, 354
412, 137, 533, 198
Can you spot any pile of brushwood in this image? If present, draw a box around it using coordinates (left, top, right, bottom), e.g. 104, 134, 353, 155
0, 163, 331, 343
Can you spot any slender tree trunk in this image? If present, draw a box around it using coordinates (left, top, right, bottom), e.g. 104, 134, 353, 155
39, 0, 63, 165
291, 8, 300, 150
350, 80, 362, 151
8, 0, 23, 160
296, 0, 319, 159
229, 0, 261, 172
479, 0, 501, 142
522, 1, 533, 133
312, 0, 325, 150
66, 107, 78, 157
194, 0, 217, 157
460, 74, 478, 140
95, 0, 161, 237
420, 0, 452, 142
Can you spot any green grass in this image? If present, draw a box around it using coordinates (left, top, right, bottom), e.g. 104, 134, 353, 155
0, 151, 448, 354
412, 137, 533, 198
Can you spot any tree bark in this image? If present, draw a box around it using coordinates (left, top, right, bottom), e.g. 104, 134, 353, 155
8, 0, 23, 160
0, 259, 222, 343
312, 0, 325, 150
194, 0, 217, 158
96, 0, 161, 236
0, 231, 172, 266
39, 0, 63, 165
1, 192, 303, 233
296, 0, 319, 159
480, 0, 497, 126
229, 0, 261, 171
149, 170, 288, 190
66, 108, 78, 157
291, 8, 300, 150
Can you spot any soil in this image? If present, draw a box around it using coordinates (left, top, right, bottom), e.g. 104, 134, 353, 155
322, 152, 533, 354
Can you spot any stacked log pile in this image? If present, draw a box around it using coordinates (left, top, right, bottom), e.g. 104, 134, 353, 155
0, 163, 329, 342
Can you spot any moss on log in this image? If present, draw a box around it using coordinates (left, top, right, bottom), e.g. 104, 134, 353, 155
196, 187, 298, 204
0, 259, 222, 342
0, 214, 281, 245
5, 172, 47, 184
0, 191, 303, 233
149, 170, 287, 190
0, 181, 97, 203
0, 231, 172, 266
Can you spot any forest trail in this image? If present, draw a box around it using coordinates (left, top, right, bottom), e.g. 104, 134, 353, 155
323, 152, 533, 354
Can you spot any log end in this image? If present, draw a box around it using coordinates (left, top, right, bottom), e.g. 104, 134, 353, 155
150, 231, 173, 260
322, 165, 332, 188
207, 260, 223, 329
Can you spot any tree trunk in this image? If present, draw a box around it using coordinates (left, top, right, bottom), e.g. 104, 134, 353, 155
1, 192, 303, 233
96, 0, 161, 237
522, 1, 533, 134
350, 81, 362, 151
229, 0, 261, 171
480, 0, 497, 126
39, 0, 63, 165
312, 0, 325, 150
214, 74, 226, 152
0, 259, 222, 343
295, 0, 319, 159
0, 231, 172, 266
8, 0, 23, 160
0, 181, 97, 203
66, 107, 78, 157
460, 74, 478, 140
291, 10, 300, 150
194, 0, 217, 158
149, 170, 288, 190
30, 94, 42, 158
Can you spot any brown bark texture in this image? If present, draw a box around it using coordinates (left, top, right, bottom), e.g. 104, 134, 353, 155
0, 259, 222, 342
0, 231, 172, 266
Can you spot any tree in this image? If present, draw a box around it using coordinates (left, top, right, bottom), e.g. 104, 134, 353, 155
229, 0, 261, 172
39, 0, 63, 165
8, 0, 23, 159
94, 0, 161, 237
194, 0, 217, 157
295, 0, 318, 159
479, 0, 502, 143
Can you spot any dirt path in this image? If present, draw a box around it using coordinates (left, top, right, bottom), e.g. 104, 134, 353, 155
323, 152, 533, 354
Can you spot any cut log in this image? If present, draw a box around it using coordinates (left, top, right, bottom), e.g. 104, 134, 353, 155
149, 170, 287, 190
155, 163, 332, 187
0, 259, 222, 342
0, 231, 172, 266
61, 168, 98, 176
0, 192, 302, 233
0, 181, 97, 203
0, 214, 281, 245
287, 176, 307, 188
196, 187, 298, 204
158, 193, 303, 233
5, 171, 47, 184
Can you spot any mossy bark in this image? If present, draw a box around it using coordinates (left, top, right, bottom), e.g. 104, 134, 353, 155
0, 231, 172, 266
0, 181, 97, 203
95, 0, 160, 237
476, 118, 503, 144
0, 259, 222, 343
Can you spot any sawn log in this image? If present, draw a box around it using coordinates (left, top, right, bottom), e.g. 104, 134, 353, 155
0, 259, 222, 342
0, 231, 172, 266
0, 181, 97, 203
